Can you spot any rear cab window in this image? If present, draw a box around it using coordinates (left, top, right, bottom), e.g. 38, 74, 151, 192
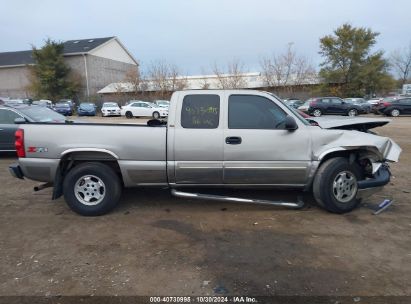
181, 94, 220, 129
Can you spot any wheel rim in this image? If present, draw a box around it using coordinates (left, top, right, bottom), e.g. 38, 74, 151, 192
126, 112, 132, 118
153, 112, 160, 119
332, 171, 357, 203
348, 109, 357, 116
392, 109, 400, 117
313, 109, 321, 117
74, 175, 106, 206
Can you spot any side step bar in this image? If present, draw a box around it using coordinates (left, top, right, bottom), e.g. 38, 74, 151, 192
171, 189, 304, 209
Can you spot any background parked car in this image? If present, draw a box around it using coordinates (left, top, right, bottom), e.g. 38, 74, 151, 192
375, 97, 411, 116
32, 99, 53, 108
284, 99, 304, 109
307, 97, 363, 117
101, 102, 121, 117
121, 101, 168, 119
77, 102, 97, 116
58, 99, 75, 111
53, 102, 73, 116
344, 98, 371, 113
0, 104, 66, 151
154, 100, 170, 108
297, 100, 310, 113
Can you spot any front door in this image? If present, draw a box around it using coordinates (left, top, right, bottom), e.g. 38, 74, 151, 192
223, 94, 311, 186
172, 93, 224, 184
329, 98, 345, 114
139, 103, 153, 117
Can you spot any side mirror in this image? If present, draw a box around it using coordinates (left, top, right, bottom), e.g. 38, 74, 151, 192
285, 115, 298, 131
14, 117, 26, 124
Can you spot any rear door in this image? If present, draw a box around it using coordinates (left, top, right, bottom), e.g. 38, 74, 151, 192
223, 93, 311, 186
399, 98, 411, 114
171, 92, 224, 184
0, 109, 21, 151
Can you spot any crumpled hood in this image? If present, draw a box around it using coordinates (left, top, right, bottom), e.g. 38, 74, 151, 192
310, 128, 402, 162
309, 116, 391, 131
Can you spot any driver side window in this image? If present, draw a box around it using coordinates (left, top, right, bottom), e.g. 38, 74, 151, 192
228, 95, 287, 129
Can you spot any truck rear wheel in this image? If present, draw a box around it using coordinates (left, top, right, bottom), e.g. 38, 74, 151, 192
63, 162, 122, 216
313, 157, 363, 214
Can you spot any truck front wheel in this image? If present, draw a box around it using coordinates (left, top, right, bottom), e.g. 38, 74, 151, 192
313, 157, 363, 214
63, 162, 122, 216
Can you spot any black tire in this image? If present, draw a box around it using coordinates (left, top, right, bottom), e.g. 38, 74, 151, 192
313, 157, 364, 214
125, 111, 133, 119
153, 111, 160, 119
63, 162, 122, 216
347, 109, 358, 117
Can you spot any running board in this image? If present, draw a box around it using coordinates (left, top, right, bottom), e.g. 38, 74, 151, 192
171, 189, 304, 209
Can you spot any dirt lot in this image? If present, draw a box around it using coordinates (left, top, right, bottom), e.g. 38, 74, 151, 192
0, 115, 410, 297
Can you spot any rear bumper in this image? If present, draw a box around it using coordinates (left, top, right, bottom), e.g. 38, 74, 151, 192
9, 163, 24, 179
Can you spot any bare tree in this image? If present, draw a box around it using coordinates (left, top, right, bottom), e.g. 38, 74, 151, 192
260, 43, 315, 91
390, 42, 411, 85
168, 64, 188, 91
199, 67, 211, 89
146, 60, 187, 97
213, 59, 247, 89
123, 67, 145, 97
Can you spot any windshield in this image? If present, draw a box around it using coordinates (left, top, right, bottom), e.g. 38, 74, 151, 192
20, 106, 66, 122
103, 103, 119, 108
55, 103, 70, 108
267, 93, 310, 126
80, 103, 95, 109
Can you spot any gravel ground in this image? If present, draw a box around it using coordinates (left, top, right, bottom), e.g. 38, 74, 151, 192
0, 115, 410, 297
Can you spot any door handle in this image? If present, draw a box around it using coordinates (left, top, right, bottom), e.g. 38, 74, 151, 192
225, 136, 242, 145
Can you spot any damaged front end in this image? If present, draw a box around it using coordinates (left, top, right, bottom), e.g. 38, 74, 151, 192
310, 127, 402, 198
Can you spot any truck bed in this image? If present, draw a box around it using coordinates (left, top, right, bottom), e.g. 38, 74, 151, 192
19, 123, 168, 186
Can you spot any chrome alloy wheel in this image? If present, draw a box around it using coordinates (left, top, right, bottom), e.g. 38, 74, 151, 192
74, 175, 106, 206
348, 109, 358, 116
391, 109, 400, 117
313, 109, 322, 117
332, 171, 357, 203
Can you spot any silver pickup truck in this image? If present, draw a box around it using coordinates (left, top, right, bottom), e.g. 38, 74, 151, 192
9, 90, 401, 216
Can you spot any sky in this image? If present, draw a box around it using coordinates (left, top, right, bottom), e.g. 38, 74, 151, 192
0, 0, 410, 75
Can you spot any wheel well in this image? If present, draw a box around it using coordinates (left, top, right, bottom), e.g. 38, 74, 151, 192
319, 150, 352, 166
318, 149, 378, 177
52, 151, 124, 199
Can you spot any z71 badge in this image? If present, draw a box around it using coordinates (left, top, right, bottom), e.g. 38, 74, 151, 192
27, 147, 48, 153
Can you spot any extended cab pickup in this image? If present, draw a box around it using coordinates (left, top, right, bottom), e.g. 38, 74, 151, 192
9, 90, 401, 216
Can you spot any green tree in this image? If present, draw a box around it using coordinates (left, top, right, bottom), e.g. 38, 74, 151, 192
29, 39, 80, 101
319, 23, 394, 97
